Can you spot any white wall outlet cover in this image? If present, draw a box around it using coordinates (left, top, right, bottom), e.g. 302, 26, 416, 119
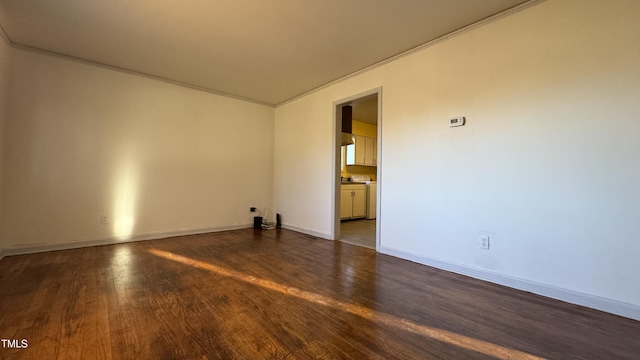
479, 235, 490, 249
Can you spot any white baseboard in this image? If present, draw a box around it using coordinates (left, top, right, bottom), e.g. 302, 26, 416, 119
2, 223, 253, 257
282, 224, 331, 240
380, 245, 640, 322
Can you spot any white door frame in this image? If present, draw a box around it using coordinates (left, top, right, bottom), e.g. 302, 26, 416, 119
331, 87, 382, 250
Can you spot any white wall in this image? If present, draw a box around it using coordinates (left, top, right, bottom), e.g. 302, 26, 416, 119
0, 38, 9, 254
274, 0, 640, 317
2, 47, 274, 250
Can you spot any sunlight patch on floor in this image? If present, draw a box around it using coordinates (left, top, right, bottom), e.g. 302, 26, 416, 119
148, 248, 542, 359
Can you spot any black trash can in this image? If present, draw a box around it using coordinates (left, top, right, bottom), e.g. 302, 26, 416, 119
253, 216, 263, 229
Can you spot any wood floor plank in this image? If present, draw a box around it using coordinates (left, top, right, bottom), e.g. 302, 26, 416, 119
0, 228, 638, 359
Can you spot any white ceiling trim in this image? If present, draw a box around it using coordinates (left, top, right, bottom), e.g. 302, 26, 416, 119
0, 22, 10, 45
7, 40, 276, 107
0, 0, 544, 108
277, 0, 545, 107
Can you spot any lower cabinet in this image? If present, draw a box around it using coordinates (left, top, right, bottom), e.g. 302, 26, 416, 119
340, 184, 366, 219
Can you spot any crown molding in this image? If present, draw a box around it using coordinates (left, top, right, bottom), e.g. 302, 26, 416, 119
0, 19, 273, 106
11, 42, 275, 107
0, 0, 545, 108
0, 22, 11, 45
275, 0, 546, 107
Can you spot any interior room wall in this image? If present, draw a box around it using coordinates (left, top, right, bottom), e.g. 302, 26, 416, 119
2, 47, 275, 251
0, 37, 9, 254
352, 120, 376, 138
274, 0, 640, 317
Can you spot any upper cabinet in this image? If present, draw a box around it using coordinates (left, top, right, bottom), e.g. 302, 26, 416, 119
346, 135, 377, 166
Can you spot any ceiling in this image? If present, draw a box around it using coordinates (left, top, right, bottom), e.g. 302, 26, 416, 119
352, 95, 378, 125
0, 0, 531, 106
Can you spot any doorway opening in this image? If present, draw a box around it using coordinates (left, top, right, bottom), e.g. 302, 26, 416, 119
333, 88, 381, 250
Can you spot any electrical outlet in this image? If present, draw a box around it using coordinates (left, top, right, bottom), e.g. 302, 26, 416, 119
100, 215, 109, 225
250, 207, 257, 212
479, 235, 490, 250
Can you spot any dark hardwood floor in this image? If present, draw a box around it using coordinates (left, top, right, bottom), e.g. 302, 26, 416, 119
0, 228, 638, 359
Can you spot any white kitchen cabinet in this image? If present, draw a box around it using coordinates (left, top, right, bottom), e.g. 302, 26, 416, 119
346, 135, 377, 167
340, 184, 367, 219
354, 135, 366, 164
340, 189, 353, 219
352, 187, 366, 217
365, 137, 375, 166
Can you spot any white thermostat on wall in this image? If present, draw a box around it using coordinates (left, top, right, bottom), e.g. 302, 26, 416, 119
449, 117, 465, 127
